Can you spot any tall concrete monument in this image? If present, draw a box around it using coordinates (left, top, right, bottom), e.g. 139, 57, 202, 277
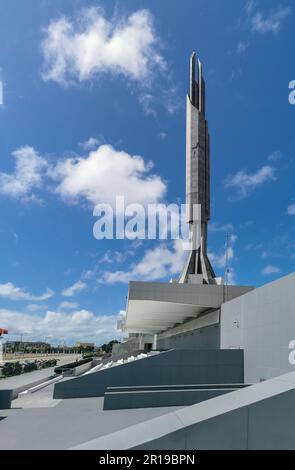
179, 52, 218, 285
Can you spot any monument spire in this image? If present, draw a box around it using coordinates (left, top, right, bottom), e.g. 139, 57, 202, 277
179, 52, 217, 285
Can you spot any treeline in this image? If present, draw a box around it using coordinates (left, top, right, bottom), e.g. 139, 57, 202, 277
0, 359, 58, 378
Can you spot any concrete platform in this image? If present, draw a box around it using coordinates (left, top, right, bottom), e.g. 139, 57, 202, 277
0, 383, 183, 449
71, 370, 295, 450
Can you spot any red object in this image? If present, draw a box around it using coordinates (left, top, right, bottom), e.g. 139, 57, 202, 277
0, 328, 8, 336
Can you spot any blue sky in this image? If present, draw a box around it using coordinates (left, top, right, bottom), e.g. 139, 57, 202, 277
0, 0, 294, 345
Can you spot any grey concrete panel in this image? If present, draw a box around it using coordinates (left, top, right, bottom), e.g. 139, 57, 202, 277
137, 389, 295, 450
221, 271, 295, 383
136, 408, 248, 450
54, 349, 244, 399
103, 388, 236, 410
247, 390, 295, 449
0, 389, 12, 409
72, 370, 295, 450
157, 324, 220, 350
129, 281, 253, 307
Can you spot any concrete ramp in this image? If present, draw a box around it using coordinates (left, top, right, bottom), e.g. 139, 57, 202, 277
54, 349, 244, 399
71, 370, 295, 450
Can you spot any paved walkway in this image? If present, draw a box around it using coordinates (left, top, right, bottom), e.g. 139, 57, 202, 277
0, 394, 182, 449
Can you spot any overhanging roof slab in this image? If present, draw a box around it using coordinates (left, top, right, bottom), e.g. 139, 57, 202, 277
125, 281, 253, 334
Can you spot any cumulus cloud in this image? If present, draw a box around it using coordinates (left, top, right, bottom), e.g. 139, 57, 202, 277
209, 222, 234, 233
101, 233, 238, 285
79, 137, 100, 151
237, 41, 249, 55
251, 7, 291, 34
287, 204, 295, 215
26, 304, 50, 312
0, 282, 54, 301
41, 8, 165, 86
59, 301, 79, 310
209, 247, 234, 269
138, 93, 157, 117
267, 151, 282, 162
226, 268, 236, 285
0, 146, 47, 201
0, 143, 166, 208
158, 131, 167, 140
238, 4, 291, 56
224, 165, 276, 198
0, 308, 123, 344
246, 243, 263, 251
208, 234, 237, 270
61, 280, 87, 297
102, 239, 187, 284
51, 144, 166, 207
245, 0, 255, 15
261, 264, 280, 275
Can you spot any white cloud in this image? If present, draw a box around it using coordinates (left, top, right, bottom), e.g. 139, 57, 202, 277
82, 243, 143, 281
261, 264, 280, 275
71, 309, 93, 324
0, 308, 123, 344
287, 204, 295, 215
41, 8, 165, 86
267, 151, 282, 162
102, 239, 186, 284
209, 222, 234, 233
0, 143, 166, 209
260, 250, 274, 260
224, 165, 276, 198
246, 243, 263, 251
79, 137, 100, 151
101, 234, 238, 285
251, 7, 291, 34
138, 93, 157, 117
0, 282, 54, 301
59, 301, 78, 310
158, 131, 167, 140
26, 304, 50, 312
61, 280, 87, 297
209, 247, 234, 269
237, 41, 249, 55
245, 0, 255, 14
208, 234, 237, 275
0, 146, 47, 201
51, 144, 166, 207
226, 267, 236, 285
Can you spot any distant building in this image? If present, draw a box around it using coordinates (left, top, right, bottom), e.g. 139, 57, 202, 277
4, 341, 50, 352
75, 342, 95, 350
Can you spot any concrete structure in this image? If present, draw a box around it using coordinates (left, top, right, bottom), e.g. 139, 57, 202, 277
119, 53, 253, 350
54, 349, 244, 399
221, 271, 295, 383
125, 281, 252, 335
103, 383, 249, 410
71, 370, 295, 450
1, 52, 294, 450
180, 52, 217, 285
0, 364, 57, 408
